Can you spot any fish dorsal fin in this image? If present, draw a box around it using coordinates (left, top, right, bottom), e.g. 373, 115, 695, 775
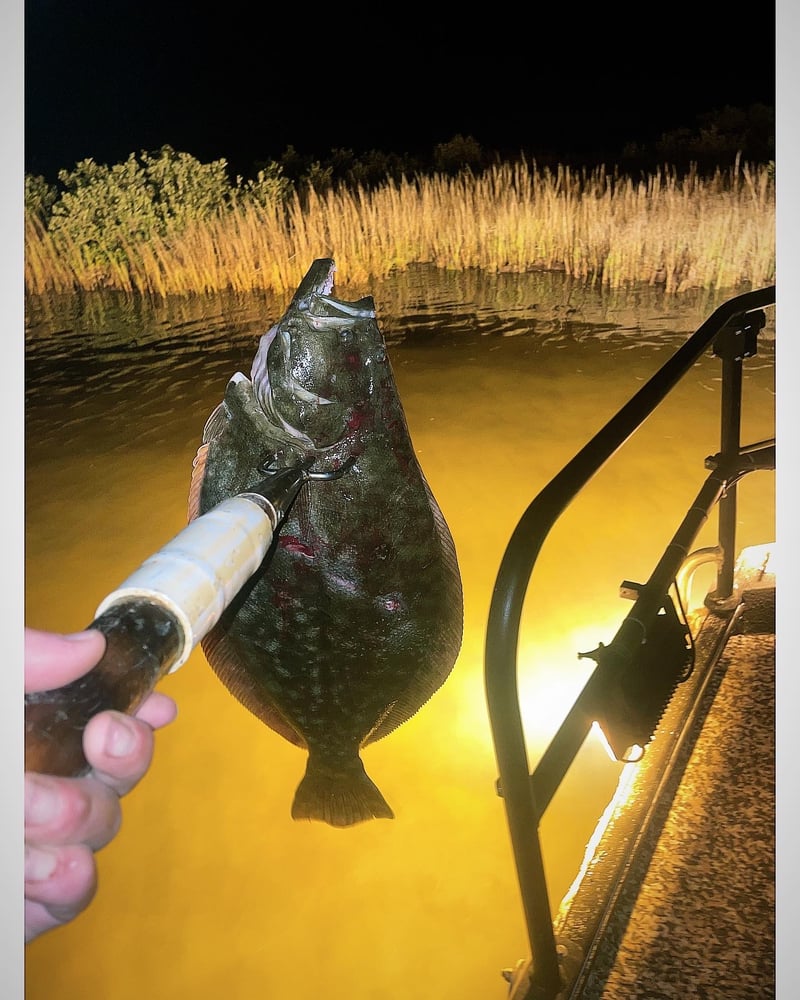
187, 395, 233, 523
201, 399, 231, 443
187, 443, 209, 522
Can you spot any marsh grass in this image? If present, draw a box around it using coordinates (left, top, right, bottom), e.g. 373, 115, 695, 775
25, 157, 774, 299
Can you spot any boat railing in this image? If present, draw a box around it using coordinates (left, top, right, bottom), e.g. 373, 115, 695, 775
484, 285, 776, 1000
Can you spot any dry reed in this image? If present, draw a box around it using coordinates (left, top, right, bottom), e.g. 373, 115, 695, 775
25, 158, 775, 300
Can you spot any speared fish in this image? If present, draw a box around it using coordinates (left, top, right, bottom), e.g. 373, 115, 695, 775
188, 259, 463, 827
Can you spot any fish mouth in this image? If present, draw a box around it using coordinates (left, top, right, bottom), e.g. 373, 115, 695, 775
292, 259, 376, 329
290, 258, 338, 307
250, 259, 377, 452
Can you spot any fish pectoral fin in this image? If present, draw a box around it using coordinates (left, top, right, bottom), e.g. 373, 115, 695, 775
291, 753, 394, 827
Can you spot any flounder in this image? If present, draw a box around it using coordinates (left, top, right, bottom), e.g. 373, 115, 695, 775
188, 259, 463, 827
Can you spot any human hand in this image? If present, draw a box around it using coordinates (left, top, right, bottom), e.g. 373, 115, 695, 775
24, 627, 177, 943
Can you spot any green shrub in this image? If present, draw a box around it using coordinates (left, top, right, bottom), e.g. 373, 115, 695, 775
621, 104, 775, 172
276, 145, 315, 184
48, 154, 153, 270
139, 145, 232, 228
433, 134, 485, 174
46, 146, 232, 273
24, 174, 58, 224
303, 160, 334, 193
235, 161, 293, 208
328, 148, 414, 189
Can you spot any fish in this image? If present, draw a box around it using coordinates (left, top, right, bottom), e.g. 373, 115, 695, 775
188, 258, 464, 827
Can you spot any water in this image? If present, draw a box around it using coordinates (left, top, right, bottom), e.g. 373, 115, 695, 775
24, 267, 775, 1000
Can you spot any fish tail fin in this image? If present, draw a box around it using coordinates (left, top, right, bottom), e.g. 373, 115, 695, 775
291, 753, 394, 827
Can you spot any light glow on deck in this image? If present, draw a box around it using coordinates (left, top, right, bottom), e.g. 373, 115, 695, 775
557, 758, 641, 916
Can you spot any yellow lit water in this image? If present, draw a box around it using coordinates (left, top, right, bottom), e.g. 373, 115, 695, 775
24, 269, 775, 1000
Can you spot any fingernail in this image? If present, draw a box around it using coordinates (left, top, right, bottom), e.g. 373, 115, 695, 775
63, 629, 102, 643
25, 845, 58, 882
105, 718, 135, 758
25, 775, 59, 826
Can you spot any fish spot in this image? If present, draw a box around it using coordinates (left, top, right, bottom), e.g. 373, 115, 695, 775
279, 536, 316, 559
347, 410, 365, 431
378, 593, 404, 613
327, 573, 359, 595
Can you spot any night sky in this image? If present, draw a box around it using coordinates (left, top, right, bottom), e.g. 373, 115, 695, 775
25, 0, 777, 182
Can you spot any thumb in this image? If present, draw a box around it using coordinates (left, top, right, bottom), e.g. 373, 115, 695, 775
24, 628, 107, 694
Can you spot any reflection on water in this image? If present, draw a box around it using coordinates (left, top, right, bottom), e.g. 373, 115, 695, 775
24, 268, 775, 1000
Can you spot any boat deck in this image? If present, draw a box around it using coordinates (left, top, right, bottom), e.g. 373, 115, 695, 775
551, 581, 775, 999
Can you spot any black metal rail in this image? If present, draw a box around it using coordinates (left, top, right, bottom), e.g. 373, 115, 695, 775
484, 286, 776, 1000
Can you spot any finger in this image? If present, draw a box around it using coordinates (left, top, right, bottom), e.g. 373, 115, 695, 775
24, 843, 97, 942
25, 772, 121, 852
24, 628, 106, 693
133, 691, 178, 731
82, 711, 156, 796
